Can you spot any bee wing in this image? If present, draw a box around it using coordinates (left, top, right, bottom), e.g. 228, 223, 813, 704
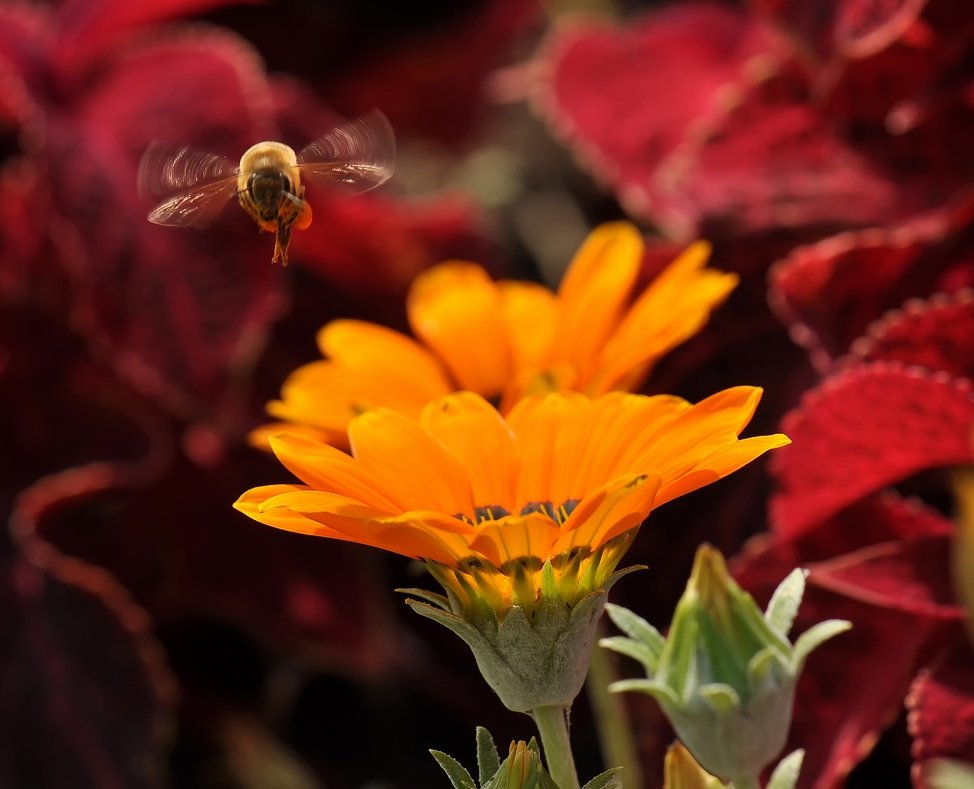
295, 110, 395, 194
138, 142, 239, 228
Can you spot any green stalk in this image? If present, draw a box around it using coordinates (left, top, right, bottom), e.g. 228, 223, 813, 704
585, 630, 644, 788
731, 777, 761, 789
532, 705, 580, 789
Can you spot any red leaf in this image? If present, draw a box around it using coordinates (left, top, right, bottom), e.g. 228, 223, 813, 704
734, 534, 940, 787
846, 290, 974, 380
54, 0, 256, 70
769, 197, 974, 369
751, 0, 929, 61
14, 448, 405, 677
908, 641, 974, 777
0, 551, 174, 789
533, 3, 775, 226
654, 62, 907, 239
771, 364, 974, 538
808, 536, 965, 619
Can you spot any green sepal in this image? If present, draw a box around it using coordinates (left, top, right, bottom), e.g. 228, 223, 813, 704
764, 570, 806, 637
580, 767, 624, 789
599, 635, 660, 675
431, 750, 478, 789
604, 602, 664, 669
397, 587, 451, 610
766, 749, 804, 789
608, 678, 679, 705
699, 684, 740, 712
408, 590, 607, 712
792, 619, 852, 669
476, 726, 501, 785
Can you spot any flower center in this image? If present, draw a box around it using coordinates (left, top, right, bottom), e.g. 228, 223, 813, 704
453, 499, 581, 526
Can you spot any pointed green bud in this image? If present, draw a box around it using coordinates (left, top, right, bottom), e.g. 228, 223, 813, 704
604, 544, 850, 784
433, 729, 559, 789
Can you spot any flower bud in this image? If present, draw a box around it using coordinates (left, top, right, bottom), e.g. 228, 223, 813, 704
602, 544, 849, 783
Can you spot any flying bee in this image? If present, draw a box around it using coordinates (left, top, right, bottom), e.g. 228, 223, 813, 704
138, 111, 395, 265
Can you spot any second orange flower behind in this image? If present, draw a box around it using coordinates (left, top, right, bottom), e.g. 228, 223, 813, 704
237, 387, 788, 614
252, 222, 737, 448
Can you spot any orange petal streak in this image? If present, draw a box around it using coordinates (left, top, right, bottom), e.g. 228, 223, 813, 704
468, 513, 563, 568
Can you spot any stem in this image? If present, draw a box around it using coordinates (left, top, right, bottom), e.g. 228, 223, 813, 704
731, 777, 761, 789
532, 705, 581, 789
586, 625, 644, 788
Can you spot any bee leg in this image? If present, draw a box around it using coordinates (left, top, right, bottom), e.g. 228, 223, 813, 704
272, 213, 297, 266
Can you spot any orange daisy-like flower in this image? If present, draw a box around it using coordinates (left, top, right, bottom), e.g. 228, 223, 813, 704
253, 222, 737, 448
236, 387, 788, 614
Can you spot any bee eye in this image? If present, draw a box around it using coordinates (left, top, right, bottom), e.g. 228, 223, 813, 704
280, 174, 292, 193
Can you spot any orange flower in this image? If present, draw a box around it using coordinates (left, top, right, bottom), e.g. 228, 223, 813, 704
255, 222, 737, 448
236, 387, 787, 613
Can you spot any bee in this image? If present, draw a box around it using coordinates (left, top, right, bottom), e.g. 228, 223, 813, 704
138, 111, 395, 265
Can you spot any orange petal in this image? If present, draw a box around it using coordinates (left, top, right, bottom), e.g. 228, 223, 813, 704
554, 474, 661, 556
655, 434, 790, 505
497, 280, 558, 372
507, 392, 591, 506
551, 222, 642, 380
468, 513, 563, 568
420, 393, 518, 511
317, 319, 452, 390
348, 407, 475, 516
268, 434, 401, 511
270, 359, 448, 433
247, 421, 345, 451
593, 242, 738, 394
234, 484, 364, 541
407, 262, 513, 397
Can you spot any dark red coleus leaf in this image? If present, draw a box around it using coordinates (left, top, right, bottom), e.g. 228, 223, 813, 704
769, 197, 974, 369
808, 536, 965, 619
844, 290, 974, 380
533, 3, 776, 229
14, 446, 405, 677
750, 0, 929, 61
734, 533, 942, 788
0, 550, 175, 789
54, 0, 254, 71
653, 61, 918, 241
771, 363, 974, 539
907, 640, 974, 784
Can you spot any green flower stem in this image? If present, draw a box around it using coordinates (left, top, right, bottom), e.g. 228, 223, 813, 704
586, 627, 644, 788
532, 705, 580, 789
731, 776, 761, 789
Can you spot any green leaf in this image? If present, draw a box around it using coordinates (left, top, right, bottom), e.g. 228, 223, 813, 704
604, 603, 664, 659
431, 750, 478, 789
792, 619, 852, 668
764, 569, 806, 637
580, 767, 624, 789
766, 749, 804, 789
476, 727, 501, 785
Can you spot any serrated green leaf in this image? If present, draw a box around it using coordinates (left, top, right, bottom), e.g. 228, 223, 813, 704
764, 569, 806, 637
476, 727, 501, 785
766, 749, 804, 789
431, 750, 478, 789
